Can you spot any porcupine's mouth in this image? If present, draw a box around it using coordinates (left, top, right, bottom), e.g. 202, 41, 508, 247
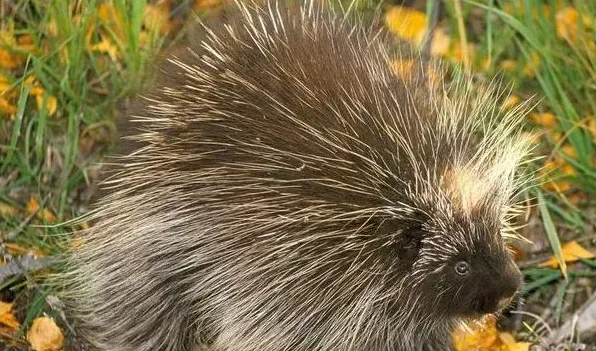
469, 294, 517, 316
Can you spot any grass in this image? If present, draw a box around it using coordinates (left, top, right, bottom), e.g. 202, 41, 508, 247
0, 1, 163, 346
0, 0, 595, 349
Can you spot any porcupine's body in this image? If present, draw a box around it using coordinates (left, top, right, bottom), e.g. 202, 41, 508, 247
63, 1, 533, 350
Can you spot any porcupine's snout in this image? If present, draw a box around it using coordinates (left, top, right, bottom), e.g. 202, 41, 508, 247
475, 256, 522, 314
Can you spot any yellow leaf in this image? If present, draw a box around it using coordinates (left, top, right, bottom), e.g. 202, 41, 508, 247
568, 193, 587, 205
41, 208, 56, 223
430, 29, 450, 56
560, 164, 576, 176
0, 97, 17, 115
501, 95, 520, 110
0, 203, 18, 217
98, 2, 125, 41
45, 20, 58, 37
506, 342, 532, 351
586, 117, 596, 140
560, 144, 578, 159
385, 6, 428, 43
18, 34, 33, 45
0, 75, 12, 96
193, 0, 222, 12
530, 112, 556, 128
35, 94, 58, 116
29, 86, 45, 97
3, 243, 28, 256
3, 243, 46, 259
500, 59, 518, 72
26, 195, 56, 223
26, 317, 64, 351
0, 49, 21, 69
453, 318, 498, 350
0, 302, 20, 331
144, 4, 171, 34
523, 52, 540, 78
499, 333, 530, 351
556, 7, 592, 43
542, 180, 572, 192
550, 131, 563, 143
90, 39, 119, 61
540, 240, 595, 268
448, 41, 476, 65
26, 195, 39, 215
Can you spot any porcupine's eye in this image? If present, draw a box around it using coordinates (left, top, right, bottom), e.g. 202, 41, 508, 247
454, 261, 470, 276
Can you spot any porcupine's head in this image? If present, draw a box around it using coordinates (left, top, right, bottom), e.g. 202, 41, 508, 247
379, 72, 533, 329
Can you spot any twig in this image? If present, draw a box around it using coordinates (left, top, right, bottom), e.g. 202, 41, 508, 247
0, 254, 57, 285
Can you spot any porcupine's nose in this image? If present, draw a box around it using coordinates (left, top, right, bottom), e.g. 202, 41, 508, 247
491, 258, 523, 312
475, 258, 522, 314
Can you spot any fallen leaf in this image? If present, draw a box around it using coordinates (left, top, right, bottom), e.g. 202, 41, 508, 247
501, 95, 520, 110
0, 203, 18, 217
560, 144, 578, 159
499, 332, 531, 351
90, 39, 119, 61
453, 318, 498, 350
530, 112, 556, 128
568, 192, 587, 205
0, 302, 20, 331
3, 243, 46, 258
29, 86, 45, 97
560, 164, 576, 176
0, 30, 23, 69
448, 41, 476, 65
144, 3, 171, 34
542, 180, 572, 193
98, 1, 126, 41
556, 7, 592, 43
586, 117, 596, 140
18, 34, 33, 45
385, 6, 427, 43
193, 0, 222, 12
45, 20, 58, 37
522, 52, 540, 78
550, 132, 564, 143
500, 60, 517, 72
453, 318, 530, 350
35, 94, 58, 116
430, 29, 450, 56
540, 240, 595, 268
0, 75, 12, 95
0, 49, 21, 69
26, 317, 64, 351
0, 97, 17, 115
26, 195, 56, 223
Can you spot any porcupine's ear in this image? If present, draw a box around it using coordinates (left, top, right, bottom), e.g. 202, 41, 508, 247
395, 221, 426, 265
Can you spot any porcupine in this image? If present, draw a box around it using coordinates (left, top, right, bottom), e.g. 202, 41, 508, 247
61, 1, 534, 350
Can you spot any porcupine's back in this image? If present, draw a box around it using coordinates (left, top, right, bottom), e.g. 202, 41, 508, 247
63, 1, 532, 351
